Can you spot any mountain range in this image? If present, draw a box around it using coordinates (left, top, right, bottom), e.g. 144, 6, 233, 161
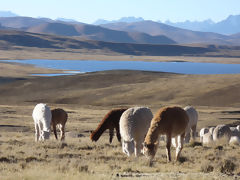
0, 12, 240, 46
93, 17, 144, 25
165, 15, 240, 35
94, 15, 240, 35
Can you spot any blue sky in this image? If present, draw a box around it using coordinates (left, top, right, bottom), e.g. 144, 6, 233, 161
1, 0, 239, 23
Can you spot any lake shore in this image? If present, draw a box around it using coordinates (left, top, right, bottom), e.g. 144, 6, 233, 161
1, 48, 240, 64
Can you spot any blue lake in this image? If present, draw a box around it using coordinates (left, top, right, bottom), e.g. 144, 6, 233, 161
2, 59, 240, 75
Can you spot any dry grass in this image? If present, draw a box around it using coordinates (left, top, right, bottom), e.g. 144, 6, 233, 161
0, 105, 240, 179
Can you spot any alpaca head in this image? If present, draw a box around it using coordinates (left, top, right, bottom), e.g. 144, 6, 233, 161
142, 142, 158, 160
43, 131, 50, 140
122, 139, 134, 156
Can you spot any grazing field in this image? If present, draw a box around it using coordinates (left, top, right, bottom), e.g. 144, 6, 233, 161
0, 105, 240, 179
0, 60, 240, 179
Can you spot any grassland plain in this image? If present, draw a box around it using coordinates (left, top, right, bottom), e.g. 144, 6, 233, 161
0, 59, 240, 179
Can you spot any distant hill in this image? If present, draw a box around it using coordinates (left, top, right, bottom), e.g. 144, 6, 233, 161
27, 22, 176, 44
1, 16, 240, 45
0, 11, 18, 17
93, 16, 144, 25
165, 19, 214, 32
164, 15, 240, 35
0, 16, 53, 29
100, 20, 239, 45
0, 29, 217, 56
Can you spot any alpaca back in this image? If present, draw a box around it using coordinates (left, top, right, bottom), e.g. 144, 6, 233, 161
32, 103, 52, 131
120, 107, 153, 142
51, 108, 68, 125
90, 108, 127, 142
145, 106, 189, 144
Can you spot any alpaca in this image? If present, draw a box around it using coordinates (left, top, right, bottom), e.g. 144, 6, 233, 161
172, 106, 198, 147
237, 125, 240, 131
202, 132, 213, 145
90, 108, 127, 143
32, 103, 52, 142
209, 127, 215, 135
213, 124, 231, 142
199, 127, 209, 142
51, 108, 68, 141
183, 106, 198, 143
143, 106, 189, 162
229, 136, 240, 145
230, 127, 240, 137
120, 107, 153, 157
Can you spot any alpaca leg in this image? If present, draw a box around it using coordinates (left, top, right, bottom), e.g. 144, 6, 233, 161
191, 125, 197, 141
184, 132, 190, 143
115, 126, 121, 143
134, 141, 142, 157
176, 133, 184, 161
35, 122, 40, 142
172, 137, 178, 148
53, 123, 58, 140
38, 122, 44, 141
60, 124, 65, 141
166, 135, 172, 162
109, 127, 114, 144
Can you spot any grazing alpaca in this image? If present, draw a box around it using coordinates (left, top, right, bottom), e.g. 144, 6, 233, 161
199, 127, 209, 142
120, 107, 153, 157
32, 103, 52, 142
183, 106, 198, 143
202, 132, 213, 145
143, 106, 189, 162
51, 108, 68, 141
213, 124, 231, 142
209, 127, 215, 135
90, 108, 127, 143
229, 136, 240, 145
230, 127, 240, 137
172, 106, 198, 147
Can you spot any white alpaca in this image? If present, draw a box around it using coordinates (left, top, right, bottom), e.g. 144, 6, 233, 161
120, 107, 153, 157
230, 127, 240, 137
172, 106, 198, 147
199, 127, 209, 142
209, 127, 215, 135
229, 136, 240, 145
213, 124, 231, 142
237, 125, 240, 131
183, 106, 198, 143
202, 132, 213, 145
32, 103, 52, 141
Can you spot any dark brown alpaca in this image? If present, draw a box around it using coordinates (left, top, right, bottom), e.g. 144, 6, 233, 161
51, 108, 68, 141
90, 108, 128, 143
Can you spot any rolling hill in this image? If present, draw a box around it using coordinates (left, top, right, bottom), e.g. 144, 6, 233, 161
0, 16, 239, 46
26, 22, 176, 44
0, 29, 218, 56
100, 20, 237, 45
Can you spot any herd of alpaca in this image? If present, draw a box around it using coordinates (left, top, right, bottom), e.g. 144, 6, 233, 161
200, 124, 240, 145
32, 103, 240, 162
32, 103, 68, 141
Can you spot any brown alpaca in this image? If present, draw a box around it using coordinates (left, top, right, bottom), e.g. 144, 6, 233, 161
143, 106, 189, 162
51, 108, 68, 141
90, 108, 127, 143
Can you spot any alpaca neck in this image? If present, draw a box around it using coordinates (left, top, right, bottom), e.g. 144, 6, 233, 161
91, 122, 108, 141
145, 123, 160, 144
